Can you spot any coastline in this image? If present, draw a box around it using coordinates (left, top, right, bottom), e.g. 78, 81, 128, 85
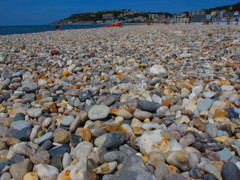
0, 24, 240, 179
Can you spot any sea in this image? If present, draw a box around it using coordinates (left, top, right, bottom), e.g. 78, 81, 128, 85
0, 24, 106, 36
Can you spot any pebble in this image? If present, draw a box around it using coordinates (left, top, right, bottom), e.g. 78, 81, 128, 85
103, 131, 125, 148
205, 123, 218, 138
93, 161, 118, 174
154, 162, 169, 180
149, 65, 168, 78
1, 172, 12, 180
179, 133, 195, 147
23, 172, 39, 180
111, 155, 157, 179
1, 25, 240, 179
60, 116, 74, 126
9, 159, 33, 180
137, 100, 161, 112
104, 151, 127, 162
7, 142, 32, 159
88, 105, 110, 120
14, 113, 25, 121
70, 141, 93, 160
26, 108, 43, 118
10, 154, 25, 164
166, 151, 190, 171
162, 172, 187, 180
30, 150, 50, 164
197, 98, 213, 112
221, 162, 240, 180
53, 129, 70, 144
49, 144, 70, 158
34, 164, 59, 180
116, 109, 133, 119
30, 125, 41, 141
133, 110, 152, 120
62, 152, 71, 169
34, 132, 53, 144
10, 120, 32, 131
217, 148, 232, 161
198, 161, 221, 180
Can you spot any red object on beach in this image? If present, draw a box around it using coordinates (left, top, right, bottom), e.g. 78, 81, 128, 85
89, 53, 95, 57
51, 50, 60, 56
104, 23, 122, 28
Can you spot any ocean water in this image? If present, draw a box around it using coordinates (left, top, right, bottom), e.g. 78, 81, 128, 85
0, 24, 106, 36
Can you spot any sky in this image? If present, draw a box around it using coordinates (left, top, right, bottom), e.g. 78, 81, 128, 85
0, 0, 239, 25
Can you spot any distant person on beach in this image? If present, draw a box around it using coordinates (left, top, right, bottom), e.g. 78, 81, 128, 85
55, 26, 62, 31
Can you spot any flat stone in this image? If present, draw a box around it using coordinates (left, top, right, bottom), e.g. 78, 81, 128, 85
88, 105, 110, 120
9, 159, 33, 180
202, 91, 216, 99
104, 151, 127, 163
205, 123, 218, 138
10, 154, 25, 164
34, 164, 59, 180
217, 148, 232, 161
197, 99, 213, 112
228, 94, 239, 103
137, 100, 161, 113
111, 155, 157, 180
1, 172, 11, 180
221, 85, 234, 91
71, 141, 93, 160
116, 109, 133, 119
149, 65, 167, 78
14, 113, 25, 121
192, 86, 203, 96
154, 162, 169, 180
179, 134, 195, 147
221, 162, 240, 180
103, 131, 125, 148
37, 140, 53, 152
0, 93, 11, 103
53, 129, 70, 144
23, 172, 39, 180
119, 144, 138, 156
60, 116, 74, 126
26, 108, 43, 118
133, 110, 152, 120
30, 150, 50, 164
22, 83, 38, 93
10, 120, 32, 131
180, 53, 193, 58
49, 144, 70, 158
100, 96, 116, 106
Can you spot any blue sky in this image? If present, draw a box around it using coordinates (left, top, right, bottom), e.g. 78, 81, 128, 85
0, 0, 239, 25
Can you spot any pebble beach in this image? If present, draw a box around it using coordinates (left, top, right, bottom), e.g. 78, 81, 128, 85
0, 24, 240, 180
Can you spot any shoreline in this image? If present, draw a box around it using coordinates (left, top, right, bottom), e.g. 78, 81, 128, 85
0, 24, 240, 179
